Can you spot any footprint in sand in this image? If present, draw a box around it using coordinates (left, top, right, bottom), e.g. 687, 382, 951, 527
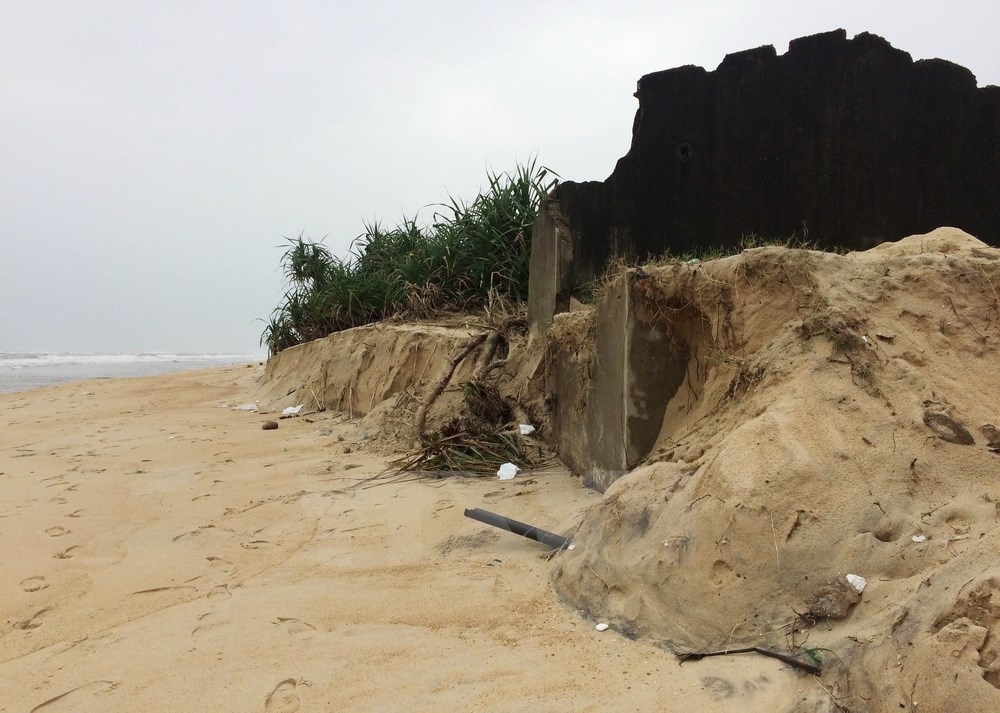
207, 584, 232, 601
240, 539, 274, 550
205, 555, 233, 569
54, 545, 80, 560
130, 585, 196, 596
29, 680, 118, 712
21, 576, 49, 592
274, 617, 316, 637
191, 585, 234, 640
45, 526, 69, 537
191, 611, 226, 640
17, 606, 54, 630
264, 679, 308, 713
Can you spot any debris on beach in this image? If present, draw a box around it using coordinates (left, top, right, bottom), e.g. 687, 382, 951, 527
261, 420, 278, 430
846, 574, 867, 594
464, 507, 569, 550
676, 646, 822, 677
497, 462, 519, 480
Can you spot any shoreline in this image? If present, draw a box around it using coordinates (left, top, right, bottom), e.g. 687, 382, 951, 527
0, 354, 263, 396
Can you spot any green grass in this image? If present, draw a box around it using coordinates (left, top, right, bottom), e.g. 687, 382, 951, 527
262, 160, 558, 355
572, 232, 817, 305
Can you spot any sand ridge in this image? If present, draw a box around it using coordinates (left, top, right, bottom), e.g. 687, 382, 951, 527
553, 228, 1000, 711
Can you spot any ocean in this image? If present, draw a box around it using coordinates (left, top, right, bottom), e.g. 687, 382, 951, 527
0, 352, 264, 394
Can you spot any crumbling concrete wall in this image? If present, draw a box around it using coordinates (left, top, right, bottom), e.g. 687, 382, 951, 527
545, 272, 685, 491
530, 29, 1000, 330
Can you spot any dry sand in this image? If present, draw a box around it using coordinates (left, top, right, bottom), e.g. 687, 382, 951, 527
0, 366, 824, 711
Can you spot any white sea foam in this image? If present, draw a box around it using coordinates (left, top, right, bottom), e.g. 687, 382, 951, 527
0, 352, 263, 394
0, 352, 259, 369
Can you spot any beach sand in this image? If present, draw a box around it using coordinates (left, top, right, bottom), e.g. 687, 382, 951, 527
0, 365, 819, 712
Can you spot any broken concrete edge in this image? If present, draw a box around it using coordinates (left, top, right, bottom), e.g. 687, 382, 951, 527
546, 269, 682, 492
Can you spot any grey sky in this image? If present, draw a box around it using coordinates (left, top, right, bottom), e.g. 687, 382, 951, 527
2, 1, 997, 354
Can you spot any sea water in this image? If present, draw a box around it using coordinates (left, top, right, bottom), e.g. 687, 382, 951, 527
0, 352, 263, 394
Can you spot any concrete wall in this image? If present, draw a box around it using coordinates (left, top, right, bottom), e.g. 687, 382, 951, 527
546, 272, 686, 491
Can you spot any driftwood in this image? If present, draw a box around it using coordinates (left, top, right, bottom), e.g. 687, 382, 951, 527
414, 332, 488, 439
676, 646, 821, 676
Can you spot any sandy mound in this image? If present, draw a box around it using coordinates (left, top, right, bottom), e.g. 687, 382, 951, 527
552, 228, 1000, 711
256, 321, 485, 418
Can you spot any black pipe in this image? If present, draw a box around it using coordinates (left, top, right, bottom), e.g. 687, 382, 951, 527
464, 507, 570, 550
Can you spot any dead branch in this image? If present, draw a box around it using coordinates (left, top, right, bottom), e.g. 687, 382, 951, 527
414, 332, 488, 439
472, 330, 502, 380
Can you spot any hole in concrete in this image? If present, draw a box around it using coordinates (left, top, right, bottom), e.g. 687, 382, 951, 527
638, 306, 715, 463
626, 319, 690, 467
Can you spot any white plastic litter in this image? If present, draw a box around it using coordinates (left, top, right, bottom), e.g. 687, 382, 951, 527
282, 404, 304, 416
497, 462, 519, 480
518, 424, 536, 435
595, 623, 609, 631
567, 544, 576, 550
232, 403, 259, 412
846, 574, 867, 594
912, 534, 928, 543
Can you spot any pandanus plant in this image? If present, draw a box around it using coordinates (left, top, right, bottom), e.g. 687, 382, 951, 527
261, 160, 557, 356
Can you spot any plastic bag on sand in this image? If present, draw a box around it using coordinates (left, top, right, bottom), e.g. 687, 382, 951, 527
497, 463, 519, 480
232, 403, 258, 412
282, 405, 304, 416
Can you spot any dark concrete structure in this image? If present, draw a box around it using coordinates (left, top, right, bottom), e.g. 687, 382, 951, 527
529, 29, 1000, 329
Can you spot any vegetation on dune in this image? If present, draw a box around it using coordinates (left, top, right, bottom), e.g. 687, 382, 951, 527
262, 160, 558, 355
577, 232, 819, 305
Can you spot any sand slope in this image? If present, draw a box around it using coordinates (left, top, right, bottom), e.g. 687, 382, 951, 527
0, 367, 830, 711
553, 228, 1000, 711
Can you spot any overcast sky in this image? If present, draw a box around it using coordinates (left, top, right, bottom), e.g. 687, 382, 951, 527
2, 1, 997, 354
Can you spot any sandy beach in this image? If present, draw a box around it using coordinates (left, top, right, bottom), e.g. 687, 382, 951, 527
0, 365, 819, 712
